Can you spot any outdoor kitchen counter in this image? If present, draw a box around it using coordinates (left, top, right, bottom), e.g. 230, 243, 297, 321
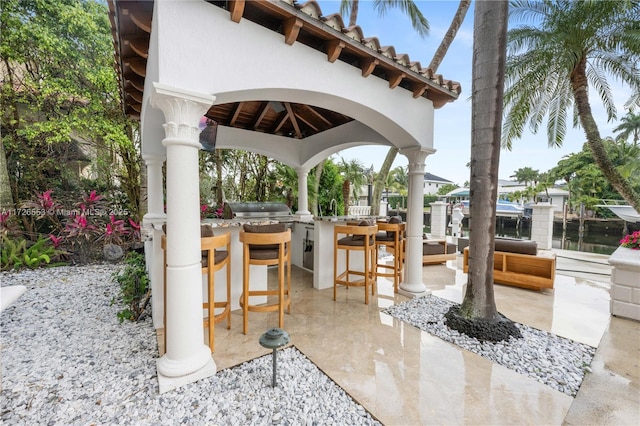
143, 216, 382, 330
311, 216, 382, 290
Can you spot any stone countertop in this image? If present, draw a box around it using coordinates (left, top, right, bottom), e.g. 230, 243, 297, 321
313, 216, 382, 222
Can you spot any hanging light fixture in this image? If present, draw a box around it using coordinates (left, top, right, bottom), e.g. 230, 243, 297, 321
199, 119, 218, 152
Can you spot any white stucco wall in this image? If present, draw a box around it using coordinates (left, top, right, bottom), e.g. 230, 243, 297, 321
141, 0, 436, 168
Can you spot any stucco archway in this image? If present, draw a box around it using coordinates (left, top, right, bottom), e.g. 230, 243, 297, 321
109, 0, 461, 393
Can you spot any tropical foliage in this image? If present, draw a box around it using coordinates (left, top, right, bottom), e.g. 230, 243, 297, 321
1, 0, 142, 231
503, 0, 640, 212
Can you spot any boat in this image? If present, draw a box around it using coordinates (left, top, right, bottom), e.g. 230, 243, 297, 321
596, 200, 640, 223
457, 200, 524, 218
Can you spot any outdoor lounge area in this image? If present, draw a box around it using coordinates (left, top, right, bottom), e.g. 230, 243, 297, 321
1, 256, 638, 424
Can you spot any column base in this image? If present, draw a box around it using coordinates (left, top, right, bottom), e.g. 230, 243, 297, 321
293, 213, 314, 221
399, 283, 431, 298
157, 357, 216, 394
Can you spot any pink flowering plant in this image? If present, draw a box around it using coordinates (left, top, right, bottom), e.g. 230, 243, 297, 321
619, 230, 640, 250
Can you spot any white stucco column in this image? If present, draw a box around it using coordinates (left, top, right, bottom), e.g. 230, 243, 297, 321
531, 202, 555, 250
143, 154, 166, 219
294, 167, 313, 220
150, 83, 216, 393
142, 153, 167, 331
429, 201, 447, 239
399, 147, 434, 297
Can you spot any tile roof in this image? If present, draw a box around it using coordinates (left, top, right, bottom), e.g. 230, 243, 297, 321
108, 0, 461, 139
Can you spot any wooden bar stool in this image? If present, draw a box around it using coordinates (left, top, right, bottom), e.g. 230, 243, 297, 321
334, 222, 378, 304
161, 225, 231, 353
375, 217, 405, 293
239, 224, 291, 335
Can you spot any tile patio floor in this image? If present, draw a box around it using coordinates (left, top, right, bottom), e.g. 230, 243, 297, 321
159, 255, 639, 425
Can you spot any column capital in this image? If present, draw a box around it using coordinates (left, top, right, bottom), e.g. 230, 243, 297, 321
400, 146, 436, 168
151, 83, 215, 148
142, 153, 166, 164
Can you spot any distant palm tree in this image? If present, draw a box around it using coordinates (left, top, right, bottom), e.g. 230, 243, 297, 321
339, 158, 366, 215
503, 0, 640, 212
509, 166, 540, 187
614, 111, 640, 147
370, 0, 472, 215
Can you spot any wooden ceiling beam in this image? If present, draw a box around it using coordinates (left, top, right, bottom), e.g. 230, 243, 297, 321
229, 0, 245, 23
283, 17, 303, 45
361, 57, 379, 77
273, 111, 290, 134
252, 101, 270, 130
294, 112, 319, 132
326, 39, 345, 63
303, 104, 332, 126
284, 103, 302, 138
229, 102, 244, 126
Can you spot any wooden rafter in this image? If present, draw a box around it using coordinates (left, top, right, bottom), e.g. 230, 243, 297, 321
127, 38, 149, 58
229, 0, 245, 23
361, 57, 378, 77
411, 82, 427, 99
124, 8, 152, 33
303, 104, 332, 126
326, 39, 345, 63
126, 57, 146, 77
283, 17, 303, 45
293, 112, 319, 132
229, 102, 244, 126
284, 102, 302, 138
252, 101, 270, 130
387, 71, 405, 89
273, 111, 290, 134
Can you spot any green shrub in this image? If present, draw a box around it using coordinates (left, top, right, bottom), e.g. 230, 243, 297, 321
112, 252, 151, 323
0, 235, 65, 271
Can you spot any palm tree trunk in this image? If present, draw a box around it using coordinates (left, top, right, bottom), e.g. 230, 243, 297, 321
312, 160, 325, 216
372, 148, 398, 215
349, 1, 359, 27
571, 57, 640, 213
459, 0, 509, 321
427, 0, 471, 71
375, 0, 470, 209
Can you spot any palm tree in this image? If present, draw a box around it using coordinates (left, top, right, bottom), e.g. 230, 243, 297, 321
446, 0, 520, 341
340, 0, 429, 36
370, 0, 472, 215
339, 158, 366, 215
614, 110, 640, 147
503, 0, 640, 212
509, 166, 540, 187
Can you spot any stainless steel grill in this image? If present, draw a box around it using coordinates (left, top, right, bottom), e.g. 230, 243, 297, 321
223, 202, 292, 220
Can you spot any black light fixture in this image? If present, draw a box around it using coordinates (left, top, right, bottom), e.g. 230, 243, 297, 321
199, 119, 218, 152
259, 327, 290, 387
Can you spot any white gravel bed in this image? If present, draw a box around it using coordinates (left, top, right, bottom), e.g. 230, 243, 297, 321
1, 265, 380, 425
384, 295, 596, 397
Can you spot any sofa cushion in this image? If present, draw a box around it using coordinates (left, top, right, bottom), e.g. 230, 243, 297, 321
423, 242, 445, 255
494, 238, 537, 255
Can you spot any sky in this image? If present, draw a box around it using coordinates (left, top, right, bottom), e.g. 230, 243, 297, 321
316, 0, 631, 186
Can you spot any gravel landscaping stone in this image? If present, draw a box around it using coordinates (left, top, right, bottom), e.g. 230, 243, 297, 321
384, 294, 596, 397
1, 265, 380, 425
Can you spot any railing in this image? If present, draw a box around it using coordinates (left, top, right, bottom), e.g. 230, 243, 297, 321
348, 205, 371, 216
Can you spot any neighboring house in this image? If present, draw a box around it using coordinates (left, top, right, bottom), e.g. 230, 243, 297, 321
536, 187, 570, 212
498, 179, 527, 195
423, 172, 453, 195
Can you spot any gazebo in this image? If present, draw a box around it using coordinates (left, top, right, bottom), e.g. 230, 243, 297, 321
108, 0, 461, 392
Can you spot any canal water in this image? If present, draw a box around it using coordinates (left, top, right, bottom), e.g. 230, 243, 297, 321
430, 216, 637, 255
